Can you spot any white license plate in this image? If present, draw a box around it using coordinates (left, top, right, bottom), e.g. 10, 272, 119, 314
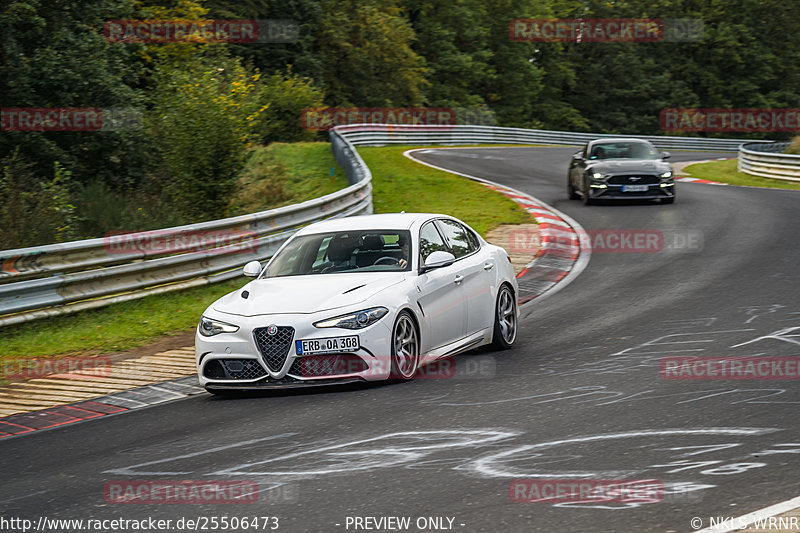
296, 336, 360, 355
622, 184, 649, 192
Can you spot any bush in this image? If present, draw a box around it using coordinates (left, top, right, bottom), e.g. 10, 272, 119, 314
72, 179, 186, 238
786, 136, 800, 155
0, 153, 77, 249
228, 157, 292, 216
253, 72, 325, 144
148, 49, 268, 221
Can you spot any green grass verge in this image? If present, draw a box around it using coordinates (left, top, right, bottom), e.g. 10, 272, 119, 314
684, 159, 800, 190
1, 143, 534, 361
360, 146, 531, 236
230, 142, 349, 214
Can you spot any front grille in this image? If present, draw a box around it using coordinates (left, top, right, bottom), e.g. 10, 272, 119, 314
222, 359, 267, 380
203, 359, 267, 380
607, 175, 659, 185
253, 326, 295, 372
289, 354, 368, 377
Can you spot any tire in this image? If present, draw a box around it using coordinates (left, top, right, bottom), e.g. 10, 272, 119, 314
390, 311, 420, 380
568, 176, 579, 200
491, 284, 517, 350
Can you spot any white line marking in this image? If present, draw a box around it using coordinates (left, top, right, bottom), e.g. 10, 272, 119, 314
211, 430, 515, 477
694, 495, 800, 532
103, 433, 297, 475
467, 428, 780, 479
731, 326, 800, 348
0, 489, 52, 504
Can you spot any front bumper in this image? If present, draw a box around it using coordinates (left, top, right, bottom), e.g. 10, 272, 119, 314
204, 376, 366, 391
195, 310, 395, 389
588, 182, 675, 200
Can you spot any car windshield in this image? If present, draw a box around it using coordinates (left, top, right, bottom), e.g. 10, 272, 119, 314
263, 230, 412, 277
589, 142, 659, 160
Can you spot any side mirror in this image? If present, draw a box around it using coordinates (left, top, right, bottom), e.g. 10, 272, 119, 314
661, 151, 671, 159
243, 260, 262, 278
572, 152, 583, 161
421, 251, 456, 272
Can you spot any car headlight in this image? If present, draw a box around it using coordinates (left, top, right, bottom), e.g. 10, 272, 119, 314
314, 307, 389, 329
592, 172, 604, 180
660, 171, 673, 179
199, 316, 239, 337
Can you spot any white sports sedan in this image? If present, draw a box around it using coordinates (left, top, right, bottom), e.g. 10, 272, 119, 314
195, 213, 518, 393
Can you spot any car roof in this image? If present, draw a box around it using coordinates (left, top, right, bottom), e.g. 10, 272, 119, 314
589, 138, 654, 145
295, 213, 443, 235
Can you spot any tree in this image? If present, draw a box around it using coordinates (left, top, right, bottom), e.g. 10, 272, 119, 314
315, 0, 428, 106
149, 48, 268, 220
0, 0, 150, 191
401, 0, 491, 107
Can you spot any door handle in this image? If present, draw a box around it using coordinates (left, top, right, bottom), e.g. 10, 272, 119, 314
483, 262, 494, 271
453, 275, 464, 284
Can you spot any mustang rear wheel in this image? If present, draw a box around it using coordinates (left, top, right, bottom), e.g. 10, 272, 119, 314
491, 284, 517, 349
390, 311, 419, 380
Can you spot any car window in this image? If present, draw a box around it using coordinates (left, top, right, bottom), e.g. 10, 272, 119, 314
437, 219, 476, 259
264, 230, 412, 277
419, 222, 449, 263
465, 226, 480, 250
589, 142, 658, 160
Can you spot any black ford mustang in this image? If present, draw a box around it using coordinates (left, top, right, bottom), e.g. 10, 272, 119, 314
567, 139, 676, 204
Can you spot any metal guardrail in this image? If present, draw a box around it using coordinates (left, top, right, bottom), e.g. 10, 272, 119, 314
0, 129, 372, 326
738, 142, 800, 182
333, 124, 754, 152
0, 122, 768, 325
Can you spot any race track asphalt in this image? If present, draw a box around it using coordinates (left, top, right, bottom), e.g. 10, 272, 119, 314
2, 146, 798, 533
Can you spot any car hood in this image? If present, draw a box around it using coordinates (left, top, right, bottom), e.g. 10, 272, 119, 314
587, 159, 671, 174
213, 272, 407, 317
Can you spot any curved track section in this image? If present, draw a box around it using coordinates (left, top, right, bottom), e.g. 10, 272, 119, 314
404, 148, 591, 306
2, 146, 799, 533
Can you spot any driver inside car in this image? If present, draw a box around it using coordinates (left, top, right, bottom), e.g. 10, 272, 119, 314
397, 235, 409, 268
